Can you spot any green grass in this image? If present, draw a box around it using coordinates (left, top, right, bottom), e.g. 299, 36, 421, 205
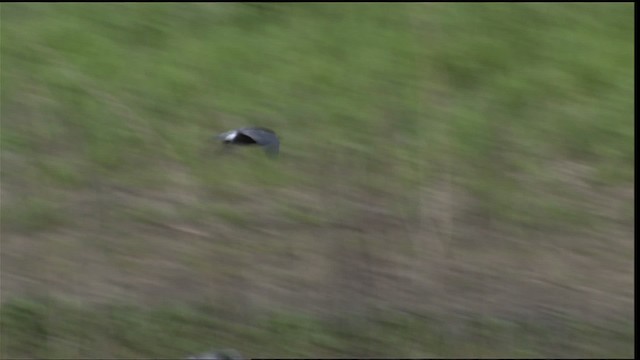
0, 298, 633, 358
1, 197, 69, 232
2, 4, 633, 214
1, 3, 634, 358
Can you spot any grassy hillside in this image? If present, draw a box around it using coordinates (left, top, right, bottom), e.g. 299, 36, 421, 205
0, 3, 634, 358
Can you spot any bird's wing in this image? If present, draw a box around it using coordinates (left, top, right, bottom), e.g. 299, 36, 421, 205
262, 139, 279, 156
239, 128, 279, 147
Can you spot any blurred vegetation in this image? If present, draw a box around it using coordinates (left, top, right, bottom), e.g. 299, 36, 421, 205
2, 4, 633, 217
0, 297, 634, 358
0, 3, 634, 358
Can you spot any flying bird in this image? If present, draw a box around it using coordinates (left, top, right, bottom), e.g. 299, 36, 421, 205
185, 349, 243, 360
215, 126, 279, 157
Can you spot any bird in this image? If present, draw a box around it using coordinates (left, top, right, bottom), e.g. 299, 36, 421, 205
185, 348, 243, 360
215, 126, 279, 157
